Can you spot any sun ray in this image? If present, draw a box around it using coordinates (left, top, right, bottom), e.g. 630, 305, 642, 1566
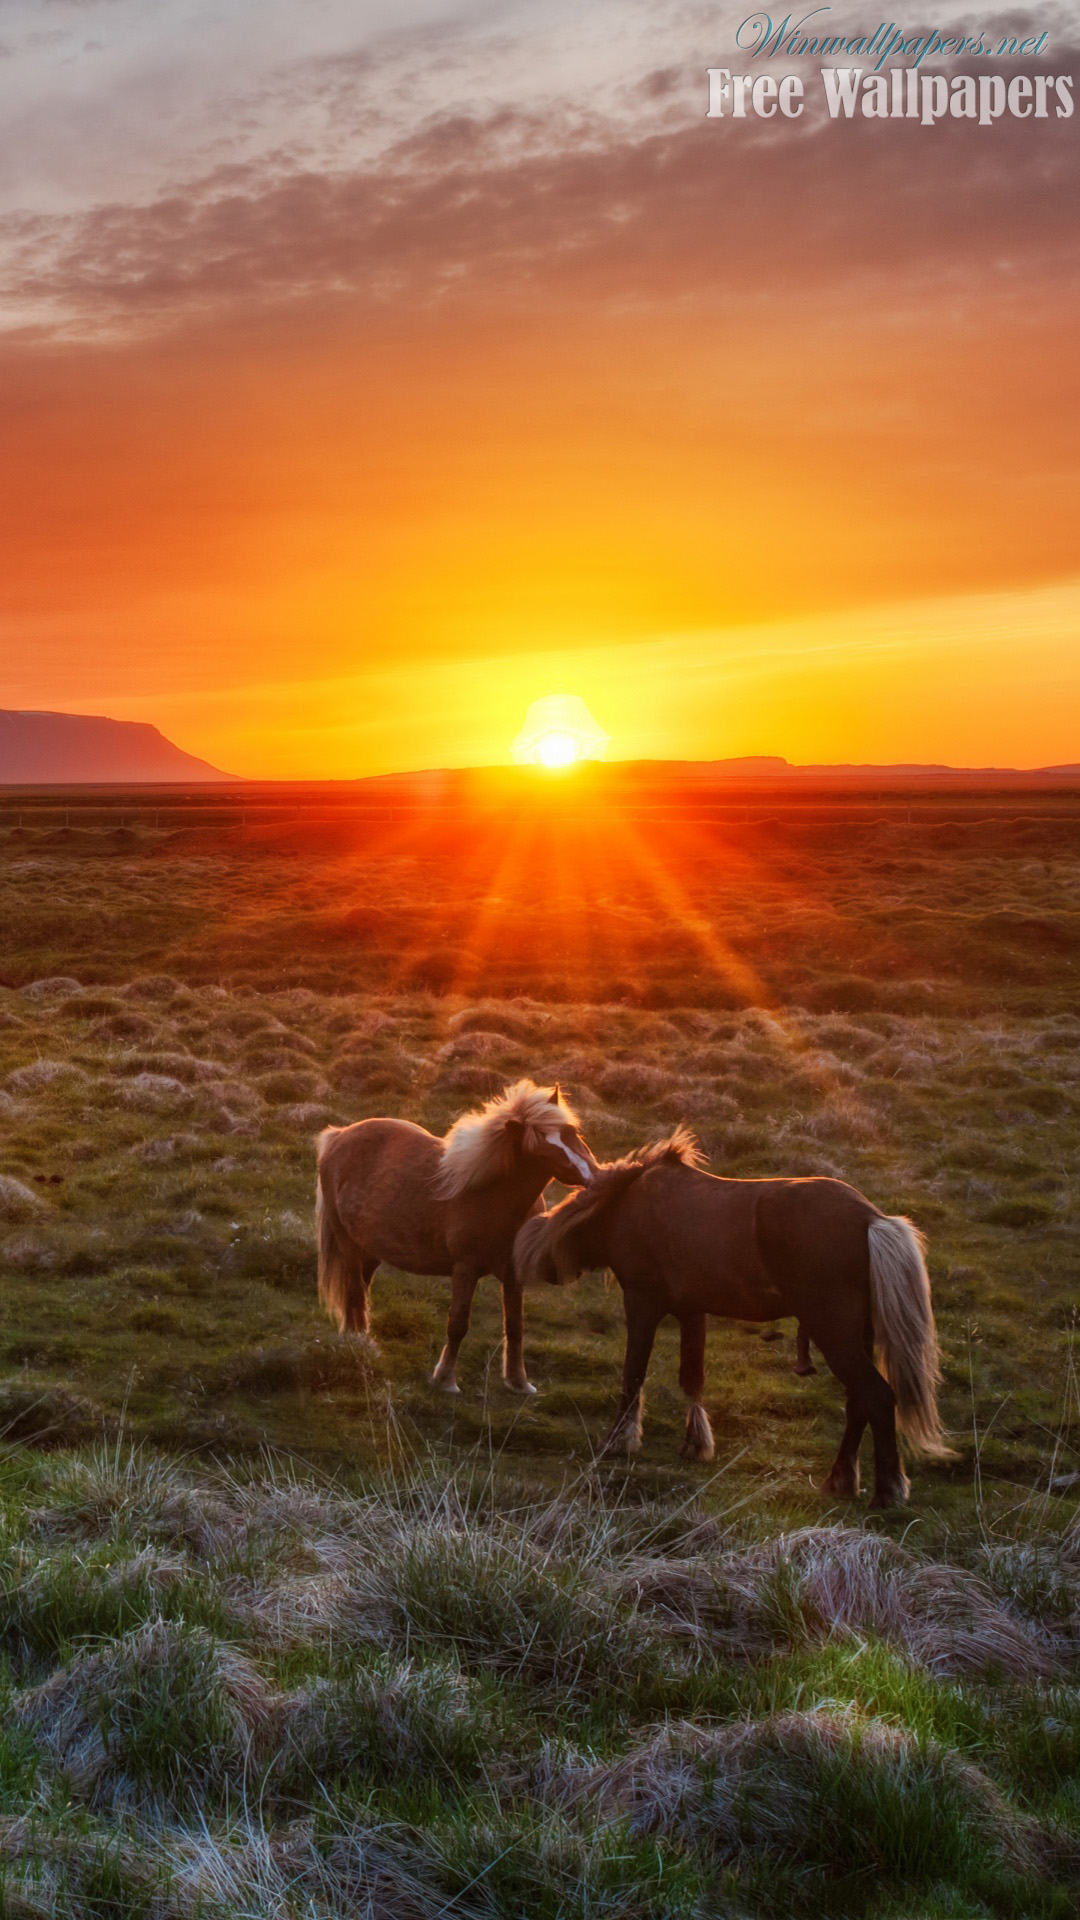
587, 807, 883, 1121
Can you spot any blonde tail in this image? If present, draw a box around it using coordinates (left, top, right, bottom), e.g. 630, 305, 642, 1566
316, 1129, 352, 1332
868, 1215, 956, 1459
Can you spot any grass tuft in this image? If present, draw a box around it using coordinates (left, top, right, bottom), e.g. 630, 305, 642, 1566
15, 1618, 271, 1812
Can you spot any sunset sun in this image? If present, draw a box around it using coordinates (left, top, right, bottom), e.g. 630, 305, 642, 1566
511, 694, 610, 768
536, 729, 580, 768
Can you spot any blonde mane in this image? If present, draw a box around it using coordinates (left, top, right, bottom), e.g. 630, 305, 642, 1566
436, 1079, 582, 1199
626, 1127, 705, 1175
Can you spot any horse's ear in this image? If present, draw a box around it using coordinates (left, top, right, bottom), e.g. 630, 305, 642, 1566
551, 1082, 562, 1107
504, 1117, 525, 1149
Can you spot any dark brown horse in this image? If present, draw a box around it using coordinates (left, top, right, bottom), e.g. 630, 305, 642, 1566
515, 1132, 955, 1505
316, 1080, 599, 1393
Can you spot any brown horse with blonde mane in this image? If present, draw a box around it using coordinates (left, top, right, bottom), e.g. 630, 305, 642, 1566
514, 1132, 955, 1506
316, 1080, 598, 1394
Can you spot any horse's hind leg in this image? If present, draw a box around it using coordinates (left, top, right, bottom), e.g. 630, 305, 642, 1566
498, 1263, 536, 1395
820, 1315, 873, 1494
866, 1366, 909, 1508
794, 1324, 816, 1376
432, 1262, 481, 1394
678, 1313, 715, 1463
350, 1259, 379, 1346
812, 1327, 908, 1508
821, 1389, 867, 1498
604, 1289, 660, 1455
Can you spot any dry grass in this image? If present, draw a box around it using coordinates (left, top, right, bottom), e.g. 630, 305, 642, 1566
0, 1443, 1077, 1916
615, 1527, 1058, 1679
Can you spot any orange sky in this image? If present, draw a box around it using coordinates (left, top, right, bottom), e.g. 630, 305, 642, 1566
1, 2, 1077, 776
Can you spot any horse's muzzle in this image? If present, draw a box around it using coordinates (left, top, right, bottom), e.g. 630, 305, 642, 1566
560, 1145, 594, 1185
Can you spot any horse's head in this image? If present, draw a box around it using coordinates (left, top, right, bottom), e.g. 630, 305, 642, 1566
438, 1080, 598, 1202
515, 1139, 702, 1288
513, 1211, 565, 1286
513, 1159, 628, 1286
510, 1085, 599, 1188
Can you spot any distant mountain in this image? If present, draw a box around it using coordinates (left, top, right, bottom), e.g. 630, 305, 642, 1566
355, 752, 1076, 791
0, 710, 237, 784
783, 759, 1080, 780
606, 756, 1080, 785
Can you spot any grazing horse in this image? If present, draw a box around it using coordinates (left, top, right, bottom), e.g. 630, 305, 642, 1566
514, 1132, 955, 1505
316, 1080, 598, 1394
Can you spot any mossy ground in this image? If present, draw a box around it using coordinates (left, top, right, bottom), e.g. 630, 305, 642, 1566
0, 784, 1078, 1914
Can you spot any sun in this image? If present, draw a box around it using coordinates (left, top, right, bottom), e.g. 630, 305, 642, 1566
511, 694, 610, 768
536, 730, 580, 768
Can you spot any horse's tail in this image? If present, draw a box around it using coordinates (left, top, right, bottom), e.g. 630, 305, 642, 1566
868, 1215, 956, 1459
315, 1127, 353, 1332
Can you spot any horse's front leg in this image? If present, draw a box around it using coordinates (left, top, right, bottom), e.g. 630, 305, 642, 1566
678, 1313, 715, 1462
604, 1289, 660, 1454
498, 1262, 536, 1394
432, 1261, 482, 1393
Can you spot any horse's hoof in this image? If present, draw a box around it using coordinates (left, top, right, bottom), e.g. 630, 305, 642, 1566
603, 1426, 641, 1456
681, 1405, 715, 1463
432, 1374, 461, 1394
869, 1477, 910, 1509
821, 1469, 859, 1498
794, 1362, 817, 1376
503, 1379, 538, 1395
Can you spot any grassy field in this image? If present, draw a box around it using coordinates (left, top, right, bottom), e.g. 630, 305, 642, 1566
0, 778, 1078, 1915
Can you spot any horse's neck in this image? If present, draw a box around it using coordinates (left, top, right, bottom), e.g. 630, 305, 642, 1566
452, 1157, 551, 1232
502, 1156, 552, 1216
472, 1152, 545, 1228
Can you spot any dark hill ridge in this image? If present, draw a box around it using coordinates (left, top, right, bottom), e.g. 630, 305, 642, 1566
350, 755, 1080, 798
1, 708, 1076, 788
0, 710, 236, 784
574, 756, 1080, 782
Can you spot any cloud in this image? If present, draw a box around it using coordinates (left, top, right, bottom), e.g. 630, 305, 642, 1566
1, 0, 1071, 335
0, 0, 706, 218
5, 52, 1078, 336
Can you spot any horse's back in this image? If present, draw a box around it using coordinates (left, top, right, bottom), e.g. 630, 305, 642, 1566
608, 1163, 880, 1314
756, 1175, 880, 1266
321, 1114, 438, 1164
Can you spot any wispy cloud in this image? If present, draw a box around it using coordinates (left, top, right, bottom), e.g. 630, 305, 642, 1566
5, 2, 1074, 336
6, 62, 1078, 334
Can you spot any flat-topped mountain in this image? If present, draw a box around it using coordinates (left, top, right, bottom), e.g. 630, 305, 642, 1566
0, 710, 236, 784
351, 755, 1080, 799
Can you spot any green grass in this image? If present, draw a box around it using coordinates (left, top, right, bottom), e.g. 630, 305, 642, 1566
0, 791, 1079, 1913
0, 959, 1076, 1497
